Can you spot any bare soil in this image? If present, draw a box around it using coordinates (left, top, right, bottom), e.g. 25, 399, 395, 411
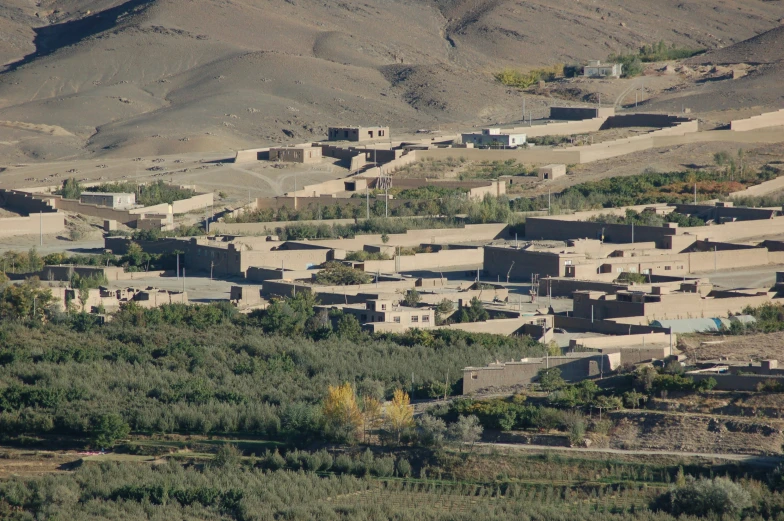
0, 1, 781, 164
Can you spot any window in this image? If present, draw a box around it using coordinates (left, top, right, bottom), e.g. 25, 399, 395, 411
616, 267, 623, 273
393, 316, 401, 323
411, 316, 419, 323
471, 372, 478, 380
422, 315, 430, 323
665, 266, 672, 271
564, 260, 572, 265
381, 304, 387, 310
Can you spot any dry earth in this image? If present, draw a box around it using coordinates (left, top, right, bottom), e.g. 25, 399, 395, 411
0, 0, 781, 164
688, 331, 784, 362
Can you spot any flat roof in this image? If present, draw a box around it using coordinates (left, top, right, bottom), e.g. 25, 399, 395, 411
81, 192, 134, 197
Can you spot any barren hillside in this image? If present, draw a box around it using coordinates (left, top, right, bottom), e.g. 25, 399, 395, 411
0, 0, 781, 162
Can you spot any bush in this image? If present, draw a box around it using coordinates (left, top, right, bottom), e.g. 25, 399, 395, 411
313, 262, 372, 286
371, 456, 395, 477
333, 454, 353, 474
658, 477, 751, 518
396, 458, 412, 477
213, 445, 242, 469
417, 414, 447, 448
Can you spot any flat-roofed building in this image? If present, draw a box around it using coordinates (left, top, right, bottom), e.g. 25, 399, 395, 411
269, 146, 322, 163
583, 60, 623, 78
328, 126, 389, 142
461, 128, 526, 148
332, 299, 435, 331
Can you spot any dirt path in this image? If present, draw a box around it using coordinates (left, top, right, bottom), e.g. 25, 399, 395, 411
475, 442, 783, 466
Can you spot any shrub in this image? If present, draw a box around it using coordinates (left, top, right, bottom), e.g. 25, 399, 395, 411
658, 477, 751, 518
213, 445, 242, 469
417, 414, 447, 448
333, 454, 353, 474
313, 262, 372, 286
396, 458, 412, 477
371, 456, 395, 477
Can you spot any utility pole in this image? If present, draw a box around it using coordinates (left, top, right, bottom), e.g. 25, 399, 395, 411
176, 253, 180, 281
39, 211, 43, 246
210, 261, 214, 281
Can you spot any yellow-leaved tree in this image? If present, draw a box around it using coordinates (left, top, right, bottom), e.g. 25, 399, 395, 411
323, 383, 363, 443
384, 389, 414, 445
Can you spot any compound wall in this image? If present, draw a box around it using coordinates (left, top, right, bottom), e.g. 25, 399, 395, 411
0, 213, 65, 237
730, 109, 784, 132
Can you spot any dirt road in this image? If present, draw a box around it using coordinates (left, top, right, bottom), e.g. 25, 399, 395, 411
475, 442, 783, 466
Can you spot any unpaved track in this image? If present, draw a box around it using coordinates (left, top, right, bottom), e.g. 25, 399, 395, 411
475, 442, 783, 466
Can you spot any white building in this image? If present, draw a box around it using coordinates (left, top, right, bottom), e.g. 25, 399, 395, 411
79, 192, 136, 209
583, 60, 623, 78
461, 128, 526, 148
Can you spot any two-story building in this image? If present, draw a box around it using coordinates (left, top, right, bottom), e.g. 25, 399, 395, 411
326, 299, 436, 332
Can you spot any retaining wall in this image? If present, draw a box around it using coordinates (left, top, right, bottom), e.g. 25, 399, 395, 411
690, 373, 779, 391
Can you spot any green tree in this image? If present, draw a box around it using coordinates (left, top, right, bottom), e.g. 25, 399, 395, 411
0, 277, 55, 320
592, 395, 623, 420
435, 298, 454, 324
91, 413, 130, 448
213, 444, 242, 468
537, 367, 566, 391
336, 314, 363, 341
58, 178, 83, 199
417, 414, 447, 448
447, 415, 483, 452
402, 289, 421, 307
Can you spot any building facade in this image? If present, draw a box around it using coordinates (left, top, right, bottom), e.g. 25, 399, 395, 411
79, 192, 136, 209
269, 147, 322, 163
338, 299, 435, 330
583, 61, 623, 78
328, 126, 389, 142
461, 128, 526, 148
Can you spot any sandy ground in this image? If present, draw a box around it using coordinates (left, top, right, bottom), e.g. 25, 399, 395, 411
0, 1, 780, 165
